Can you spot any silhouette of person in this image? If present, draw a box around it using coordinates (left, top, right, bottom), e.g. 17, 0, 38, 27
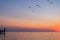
4, 28, 6, 37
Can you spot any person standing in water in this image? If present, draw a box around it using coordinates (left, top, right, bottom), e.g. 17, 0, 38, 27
4, 28, 6, 37
3, 28, 6, 40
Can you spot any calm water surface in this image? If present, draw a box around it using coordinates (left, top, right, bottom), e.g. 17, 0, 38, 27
0, 32, 60, 40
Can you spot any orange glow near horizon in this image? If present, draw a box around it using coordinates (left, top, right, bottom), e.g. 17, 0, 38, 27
0, 17, 60, 32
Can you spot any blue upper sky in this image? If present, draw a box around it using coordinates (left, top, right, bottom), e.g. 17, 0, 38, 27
0, 0, 60, 18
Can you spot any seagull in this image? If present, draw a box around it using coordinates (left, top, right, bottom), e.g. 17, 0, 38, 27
39, 6, 41, 8
47, 0, 50, 2
36, 4, 41, 8
36, 4, 39, 6
50, 1, 53, 4
28, 6, 31, 8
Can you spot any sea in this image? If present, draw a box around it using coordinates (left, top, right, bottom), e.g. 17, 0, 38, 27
0, 32, 60, 40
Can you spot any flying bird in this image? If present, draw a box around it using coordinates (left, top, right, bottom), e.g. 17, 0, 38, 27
47, 0, 53, 4
36, 4, 41, 8
28, 6, 31, 8
39, 6, 41, 8
47, 0, 50, 2
36, 4, 39, 6
50, 2, 53, 4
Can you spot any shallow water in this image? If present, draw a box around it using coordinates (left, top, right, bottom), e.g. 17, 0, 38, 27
0, 32, 60, 40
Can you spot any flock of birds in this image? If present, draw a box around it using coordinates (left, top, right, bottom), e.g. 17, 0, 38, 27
28, 0, 54, 13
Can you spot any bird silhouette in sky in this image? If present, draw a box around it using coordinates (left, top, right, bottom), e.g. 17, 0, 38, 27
39, 6, 41, 8
28, 0, 54, 13
47, 0, 50, 2
50, 1, 53, 4
36, 4, 39, 6
47, 0, 53, 4
36, 4, 41, 8
28, 6, 31, 8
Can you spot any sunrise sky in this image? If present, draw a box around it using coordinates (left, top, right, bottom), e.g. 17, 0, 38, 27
0, 0, 60, 32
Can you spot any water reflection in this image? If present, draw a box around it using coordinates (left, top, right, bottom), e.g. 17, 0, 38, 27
0, 33, 5, 40
0, 32, 60, 40
3, 32, 60, 40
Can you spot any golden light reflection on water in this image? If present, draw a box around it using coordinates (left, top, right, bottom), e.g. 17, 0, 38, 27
0, 32, 60, 40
